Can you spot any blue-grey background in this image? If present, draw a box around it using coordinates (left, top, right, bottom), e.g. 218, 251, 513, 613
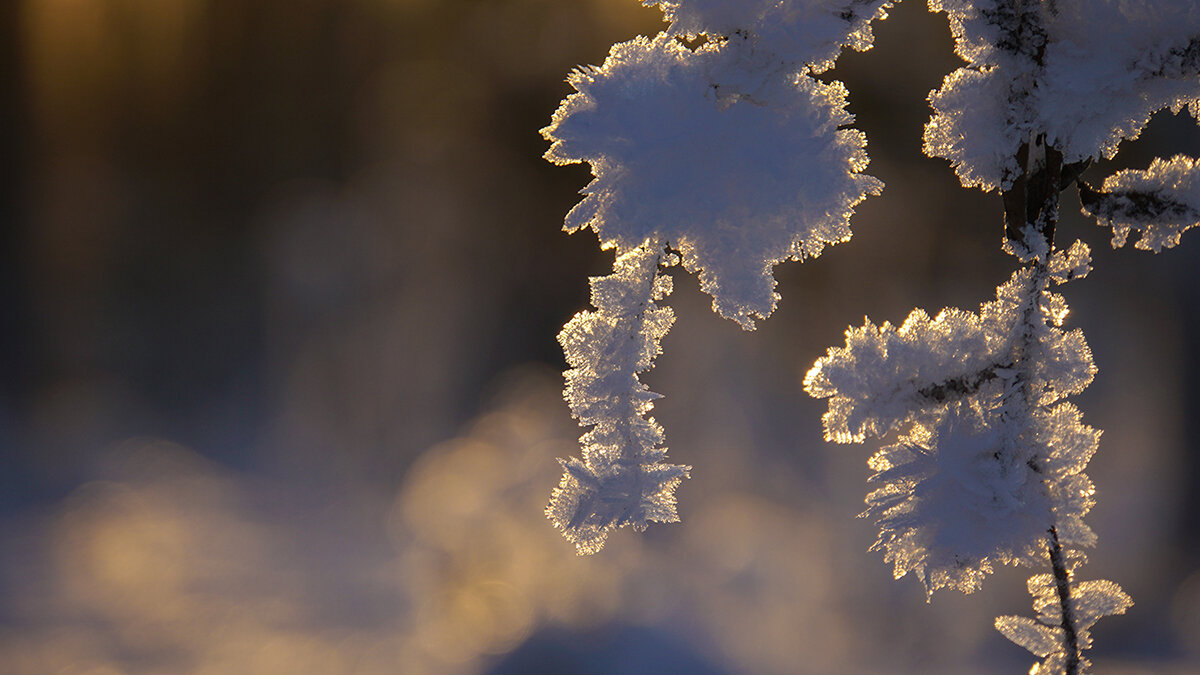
1, 1, 1198, 673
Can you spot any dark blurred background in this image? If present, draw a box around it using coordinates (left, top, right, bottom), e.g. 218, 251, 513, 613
1, 1, 1199, 673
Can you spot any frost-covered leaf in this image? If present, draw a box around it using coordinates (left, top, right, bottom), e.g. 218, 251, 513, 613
804, 306, 1006, 443
999, 572, 1132, 674
1045, 240, 1092, 285
1070, 579, 1134, 631
1080, 155, 1200, 251
548, 244, 690, 554
543, 31, 881, 327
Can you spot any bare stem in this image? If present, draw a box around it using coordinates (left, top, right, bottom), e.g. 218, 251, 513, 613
1048, 526, 1082, 675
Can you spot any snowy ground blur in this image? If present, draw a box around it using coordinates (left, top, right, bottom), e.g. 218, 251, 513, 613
2, 1, 1199, 673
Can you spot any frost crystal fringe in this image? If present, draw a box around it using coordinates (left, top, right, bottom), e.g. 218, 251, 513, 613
1080, 155, 1200, 251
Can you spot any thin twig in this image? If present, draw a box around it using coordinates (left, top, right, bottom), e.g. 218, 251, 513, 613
1049, 526, 1082, 675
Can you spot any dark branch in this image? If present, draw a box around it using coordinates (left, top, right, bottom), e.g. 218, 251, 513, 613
1060, 158, 1091, 191
1049, 527, 1082, 675
917, 363, 1011, 403
1003, 138, 1063, 251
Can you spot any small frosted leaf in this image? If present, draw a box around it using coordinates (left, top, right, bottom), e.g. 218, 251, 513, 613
1046, 240, 1092, 285
1081, 155, 1200, 252
1072, 579, 1133, 631
1026, 573, 1062, 626
996, 615, 1062, 658
1030, 327, 1096, 407
1040, 291, 1069, 326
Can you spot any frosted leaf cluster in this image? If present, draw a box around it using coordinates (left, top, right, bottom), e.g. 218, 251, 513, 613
805, 245, 1099, 594
925, 0, 1200, 191
1080, 155, 1200, 252
547, 244, 690, 554
542, 3, 885, 326
996, 574, 1132, 674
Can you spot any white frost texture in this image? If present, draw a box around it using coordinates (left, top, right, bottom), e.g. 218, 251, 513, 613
543, 30, 881, 327
805, 244, 1100, 594
1081, 155, 1200, 252
925, 0, 1200, 191
995, 574, 1132, 674
547, 245, 689, 554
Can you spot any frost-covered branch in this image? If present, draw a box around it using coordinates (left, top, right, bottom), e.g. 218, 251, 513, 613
542, 0, 1190, 668
806, 246, 1099, 595
995, 556, 1133, 675
1080, 155, 1200, 251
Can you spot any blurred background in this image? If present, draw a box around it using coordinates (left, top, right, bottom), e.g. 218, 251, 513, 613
2, 1, 1199, 673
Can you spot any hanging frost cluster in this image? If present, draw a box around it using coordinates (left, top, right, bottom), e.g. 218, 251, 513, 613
543, 0, 888, 554
544, 0, 1200, 672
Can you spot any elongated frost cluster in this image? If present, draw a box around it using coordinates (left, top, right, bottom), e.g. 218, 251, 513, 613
547, 244, 688, 554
